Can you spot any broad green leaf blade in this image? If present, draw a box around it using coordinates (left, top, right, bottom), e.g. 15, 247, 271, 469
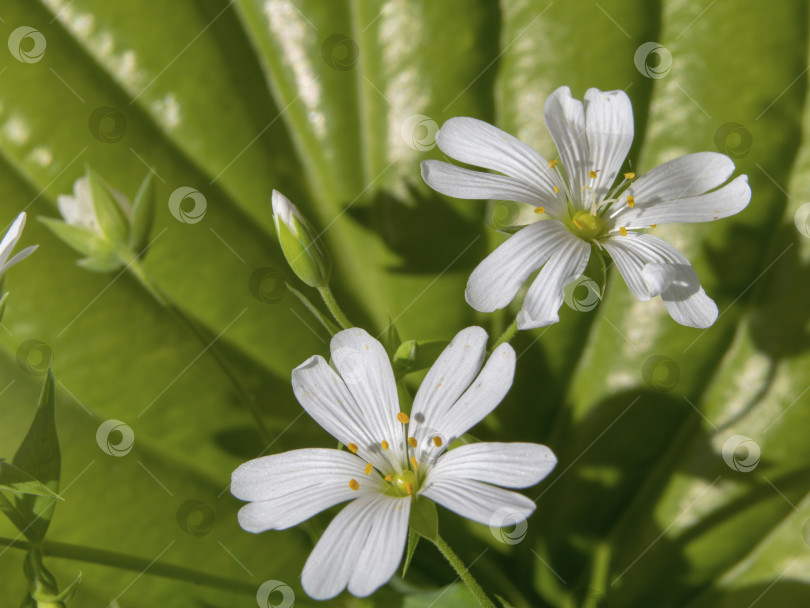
12, 369, 59, 542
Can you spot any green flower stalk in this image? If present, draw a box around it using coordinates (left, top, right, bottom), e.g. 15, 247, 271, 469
271, 190, 331, 288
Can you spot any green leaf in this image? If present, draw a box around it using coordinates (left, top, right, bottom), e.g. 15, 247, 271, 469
128, 172, 155, 253
0, 459, 63, 500
11, 370, 59, 543
36, 219, 110, 260
410, 498, 439, 542
393, 340, 449, 377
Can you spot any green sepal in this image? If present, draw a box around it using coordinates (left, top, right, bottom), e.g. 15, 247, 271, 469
409, 497, 438, 542
0, 458, 64, 500
402, 528, 420, 578
76, 255, 124, 273
385, 313, 402, 359
276, 217, 331, 288
86, 167, 129, 246
37, 218, 113, 259
393, 340, 448, 377
12, 369, 60, 542
128, 172, 155, 253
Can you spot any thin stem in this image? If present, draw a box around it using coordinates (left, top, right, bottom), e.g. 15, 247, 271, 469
491, 319, 519, 351
318, 286, 353, 329
0, 536, 254, 595
431, 535, 496, 608
584, 541, 611, 608
128, 259, 272, 445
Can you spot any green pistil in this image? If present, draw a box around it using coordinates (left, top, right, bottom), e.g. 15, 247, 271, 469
385, 470, 419, 497
569, 210, 606, 241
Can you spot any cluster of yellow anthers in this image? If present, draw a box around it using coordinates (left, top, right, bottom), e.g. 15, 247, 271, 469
344, 411, 444, 496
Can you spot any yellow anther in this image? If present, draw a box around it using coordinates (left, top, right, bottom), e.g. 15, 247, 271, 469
619, 227, 628, 236
347, 443, 358, 454
624, 172, 636, 179
381, 440, 389, 451
408, 437, 417, 448
589, 170, 599, 179
410, 456, 419, 470
650, 224, 657, 230
432, 436, 443, 447
349, 479, 359, 491
406, 482, 414, 495
553, 185, 559, 194
626, 195, 635, 208
364, 463, 373, 475
534, 206, 545, 215
548, 159, 559, 169
573, 219, 584, 230
384, 474, 393, 482
397, 412, 410, 424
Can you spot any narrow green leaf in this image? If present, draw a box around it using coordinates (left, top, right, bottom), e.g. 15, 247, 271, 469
402, 528, 420, 578
12, 369, 60, 542
285, 282, 339, 336
37, 218, 111, 259
85, 167, 129, 246
409, 498, 439, 542
128, 172, 155, 253
385, 313, 403, 359
0, 459, 63, 500
76, 256, 124, 273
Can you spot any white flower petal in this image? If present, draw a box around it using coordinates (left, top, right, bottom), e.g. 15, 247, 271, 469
291, 355, 395, 473
301, 493, 409, 600
330, 328, 405, 471
435, 117, 561, 195
608, 233, 718, 327
410, 326, 488, 455
627, 152, 735, 204
420, 475, 536, 526
516, 234, 591, 329
544, 86, 589, 205
0, 212, 26, 265
584, 88, 634, 199
466, 220, 574, 313
617, 175, 751, 227
420, 160, 562, 212
0, 245, 38, 276
428, 442, 557, 489
602, 237, 651, 301
432, 343, 516, 444
231, 448, 382, 532
642, 263, 677, 297
58, 176, 98, 231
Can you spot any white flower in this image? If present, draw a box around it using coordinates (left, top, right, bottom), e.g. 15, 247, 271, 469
56, 176, 129, 233
231, 326, 556, 600
0, 212, 37, 275
421, 86, 752, 329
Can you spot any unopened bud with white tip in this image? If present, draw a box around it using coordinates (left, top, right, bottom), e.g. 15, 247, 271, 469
272, 190, 331, 288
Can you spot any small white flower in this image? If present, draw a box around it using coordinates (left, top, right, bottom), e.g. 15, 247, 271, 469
0, 212, 37, 275
56, 176, 129, 233
231, 326, 556, 599
421, 86, 752, 329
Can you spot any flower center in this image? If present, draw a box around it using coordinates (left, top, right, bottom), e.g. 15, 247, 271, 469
569, 210, 605, 241
384, 470, 419, 497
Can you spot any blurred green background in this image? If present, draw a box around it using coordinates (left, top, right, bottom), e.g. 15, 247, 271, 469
1, 0, 809, 606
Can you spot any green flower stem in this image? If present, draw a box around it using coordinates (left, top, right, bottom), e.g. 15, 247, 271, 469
432, 535, 496, 608
584, 541, 611, 608
318, 286, 353, 330
491, 319, 519, 350
128, 259, 272, 445
0, 536, 254, 595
